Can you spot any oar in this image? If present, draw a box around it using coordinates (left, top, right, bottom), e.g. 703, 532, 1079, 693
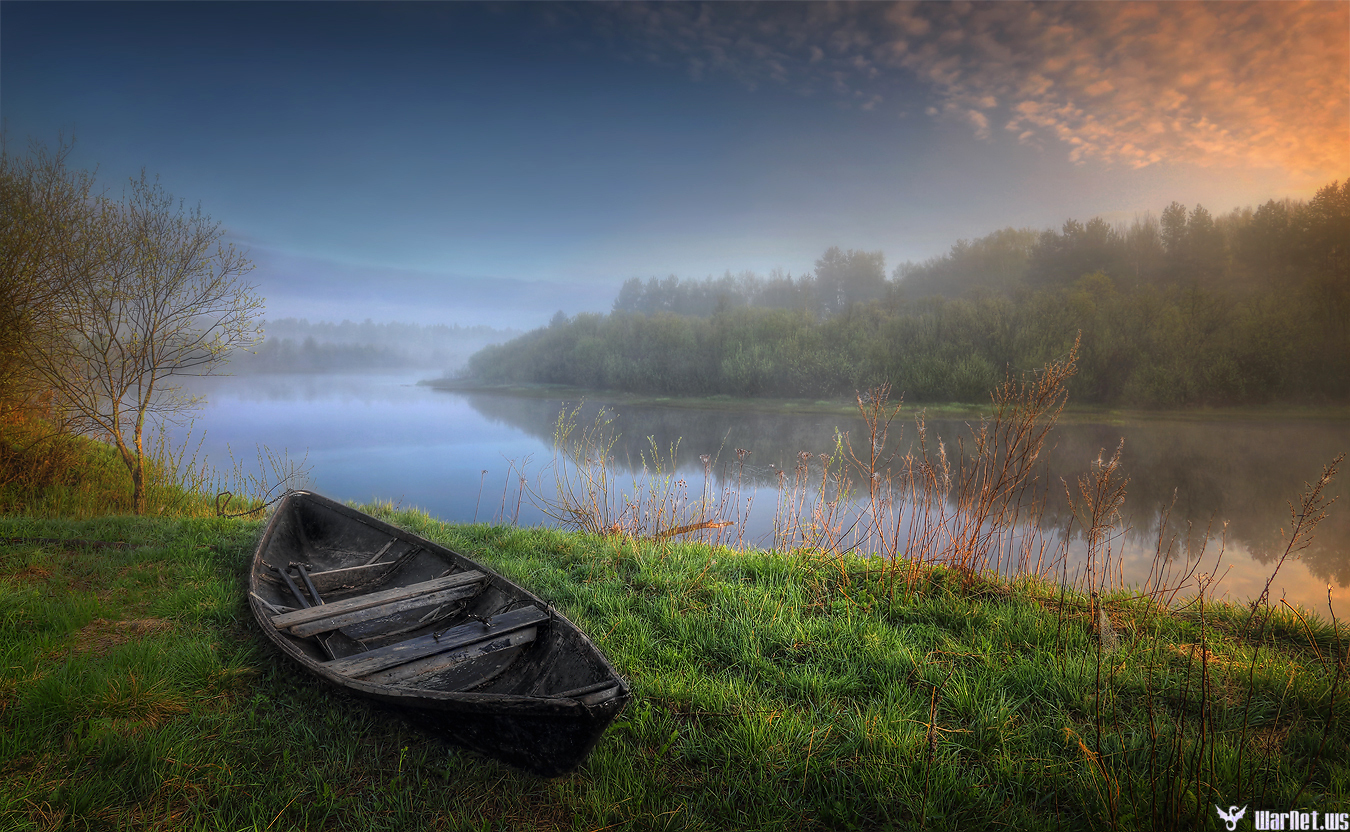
272, 564, 311, 609
293, 562, 325, 605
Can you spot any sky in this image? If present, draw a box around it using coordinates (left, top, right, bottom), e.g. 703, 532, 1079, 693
3, 1, 1348, 328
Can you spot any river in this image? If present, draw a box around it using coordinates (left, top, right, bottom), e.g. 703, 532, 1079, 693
170, 372, 1350, 615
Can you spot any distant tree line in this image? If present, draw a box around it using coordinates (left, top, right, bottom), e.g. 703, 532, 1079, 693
898, 188, 1347, 299
228, 318, 522, 374
469, 180, 1349, 406
612, 247, 887, 317
234, 337, 413, 374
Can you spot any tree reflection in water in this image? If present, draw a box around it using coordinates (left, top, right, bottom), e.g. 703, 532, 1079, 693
461, 391, 1349, 610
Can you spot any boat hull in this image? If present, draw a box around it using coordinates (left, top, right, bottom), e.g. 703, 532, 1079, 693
248, 491, 629, 776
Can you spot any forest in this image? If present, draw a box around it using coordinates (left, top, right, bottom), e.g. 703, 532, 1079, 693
468, 181, 1349, 406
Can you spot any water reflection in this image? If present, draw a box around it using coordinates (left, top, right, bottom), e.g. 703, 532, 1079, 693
456, 391, 1350, 605
168, 374, 1348, 613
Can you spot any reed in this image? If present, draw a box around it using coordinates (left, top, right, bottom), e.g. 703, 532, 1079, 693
743, 341, 1085, 603
532, 401, 738, 545
1060, 454, 1346, 830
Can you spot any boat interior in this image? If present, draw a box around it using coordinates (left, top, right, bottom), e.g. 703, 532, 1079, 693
252, 495, 621, 703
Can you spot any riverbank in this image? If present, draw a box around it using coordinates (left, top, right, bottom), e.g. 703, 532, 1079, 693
421, 378, 1350, 425
3, 508, 1346, 830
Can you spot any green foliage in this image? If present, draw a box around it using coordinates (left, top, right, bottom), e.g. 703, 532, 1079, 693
473, 180, 1350, 406
814, 247, 887, 313
471, 276, 1348, 405
614, 269, 815, 317
894, 227, 1041, 297
0, 411, 299, 520
236, 336, 415, 373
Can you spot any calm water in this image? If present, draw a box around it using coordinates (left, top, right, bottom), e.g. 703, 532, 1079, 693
171, 372, 1350, 615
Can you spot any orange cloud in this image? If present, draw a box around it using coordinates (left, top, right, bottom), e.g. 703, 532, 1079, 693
885, 1, 1349, 177
599, 2, 1349, 180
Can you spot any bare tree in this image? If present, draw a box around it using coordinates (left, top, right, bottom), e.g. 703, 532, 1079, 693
0, 135, 102, 419
26, 170, 262, 513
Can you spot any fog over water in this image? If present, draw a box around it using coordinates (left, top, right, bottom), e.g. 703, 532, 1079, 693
171, 372, 1349, 615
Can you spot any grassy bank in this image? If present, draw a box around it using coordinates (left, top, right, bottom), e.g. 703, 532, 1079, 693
0, 418, 208, 519
0, 413, 296, 520
3, 508, 1347, 830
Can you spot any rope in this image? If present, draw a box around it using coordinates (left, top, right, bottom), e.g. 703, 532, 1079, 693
215, 488, 292, 518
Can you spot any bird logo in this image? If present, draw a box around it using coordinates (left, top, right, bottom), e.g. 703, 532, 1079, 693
1215, 805, 1247, 831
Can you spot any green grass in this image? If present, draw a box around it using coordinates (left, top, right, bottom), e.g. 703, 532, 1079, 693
1, 414, 271, 520
2, 508, 1346, 831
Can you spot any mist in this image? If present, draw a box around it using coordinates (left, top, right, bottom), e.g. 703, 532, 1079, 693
223, 318, 522, 377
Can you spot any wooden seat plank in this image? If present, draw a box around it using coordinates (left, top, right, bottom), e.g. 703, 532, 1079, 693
323, 606, 549, 678
270, 571, 485, 630
360, 626, 539, 686
289, 583, 482, 637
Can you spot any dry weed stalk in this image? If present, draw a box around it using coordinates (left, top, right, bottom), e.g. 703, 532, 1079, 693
536, 402, 735, 542
535, 403, 622, 536
1068, 440, 1129, 599
795, 339, 1081, 595
945, 336, 1079, 574
1071, 453, 1345, 831
770, 439, 856, 560
1244, 453, 1344, 634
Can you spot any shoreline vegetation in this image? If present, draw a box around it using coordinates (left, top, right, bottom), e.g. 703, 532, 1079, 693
4, 350, 1348, 830
0, 412, 306, 521
458, 180, 1349, 410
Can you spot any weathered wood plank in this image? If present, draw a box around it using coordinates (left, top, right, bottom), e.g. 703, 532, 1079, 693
550, 680, 623, 700
275, 565, 311, 609
306, 561, 394, 579
360, 626, 538, 686
270, 571, 485, 630
322, 606, 549, 678
361, 537, 399, 567
289, 583, 481, 637
249, 592, 295, 616
295, 563, 324, 605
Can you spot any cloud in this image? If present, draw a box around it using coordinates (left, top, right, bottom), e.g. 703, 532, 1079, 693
593, 2, 1349, 178
946, 103, 990, 140
888, 1, 1349, 176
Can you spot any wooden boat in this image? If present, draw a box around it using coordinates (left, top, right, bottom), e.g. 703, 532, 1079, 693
248, 490, 630, 776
